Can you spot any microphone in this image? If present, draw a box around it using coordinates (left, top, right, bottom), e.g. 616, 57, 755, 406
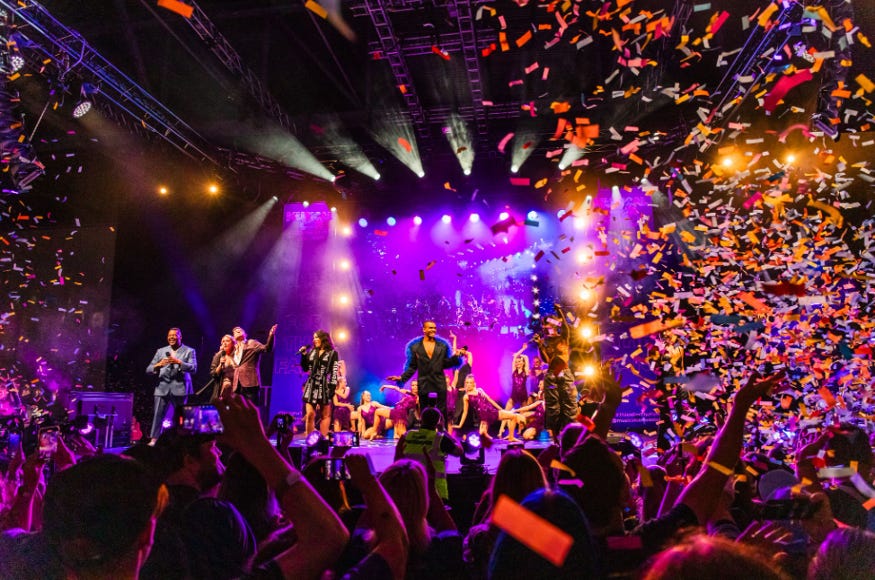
165, 350, 171, 358
298, 345, 309, 355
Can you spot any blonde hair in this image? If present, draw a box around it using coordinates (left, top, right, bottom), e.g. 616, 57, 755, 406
379, 459, 430, 553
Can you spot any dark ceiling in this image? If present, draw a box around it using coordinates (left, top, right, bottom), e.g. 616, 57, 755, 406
5, 0, 875, 214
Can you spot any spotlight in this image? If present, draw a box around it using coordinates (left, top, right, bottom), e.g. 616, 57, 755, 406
330, 175, 337, 183
303, 201, 310, 208
785, 153, 796, 164
576, 251, 590, 264
339, 259, 351, 271
9, 54, 24, 73
330, 206, 337, 213
582, 363, 597, 378
337, 294, 350, 305
530, 274, 538, 282
413, 216, 423, 226
573, 217, 586, 230
387, 217, 397, 226
207, 183, 219, 195
341, 225, 352, 237
460, 431, 485, 473
469, 213, 480, 223
374, 173, 381, 181
511, 165, 519, 173
721, 156, 733, 168
579, 288, 593, 301
72, 100, 92, 119
417, 171, 425, 178
358, 218, 369, 228
336, 329, 349, 342
158, 185, 169, 196
463, 168, 471, 176
527, 210, 538, 220
580, 325, 595, 340
499, 211, 509, 220
441, 214, 452, 224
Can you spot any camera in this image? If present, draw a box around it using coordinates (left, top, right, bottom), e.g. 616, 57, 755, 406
275, 414, 291, 434
323, 457, 350, 480
179, 404, 224, 435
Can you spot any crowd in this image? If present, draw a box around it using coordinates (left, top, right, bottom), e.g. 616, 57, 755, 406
0, 368, 874, 579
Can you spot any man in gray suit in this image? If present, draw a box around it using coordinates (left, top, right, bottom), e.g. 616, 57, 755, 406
147, 327, 197, 444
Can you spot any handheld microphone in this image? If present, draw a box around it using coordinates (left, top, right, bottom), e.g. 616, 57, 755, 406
298, 345, 309, 355
166, 350, 171, 358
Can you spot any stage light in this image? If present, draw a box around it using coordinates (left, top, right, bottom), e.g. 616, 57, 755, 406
580, 325, 594, 340
72, 100, 92, 119
499, 211, 509, 220
527, 210, 538, 220
576, 251, 590, 264
330, 206, 337, 213
9, 54, 24, 73
413, 216, 423, 226
387, 217, 397, 226
460, 430, 485, 473
303, 201, 310, 208
441, 214, 452, 224
510, 165, 519, 173
579, 288, 593, 301
336, 329, 349, 342
469, 213, 480, 223
530, 274, 538, 281
341, 225, 352, 237
582, 363, 597, 378
721, 156, 734, 168
339, 259, 351, 271
417, 170, 425, 178
207, 183, 219, 195
330, 175, 337, 183
158, 185, 169, 196
358, 218, 368, 228
374, 173, 381, 181
573, 217, 586, 230
337, 293, 350, 305
464, 168, 471, 175
785, 153, 796, 164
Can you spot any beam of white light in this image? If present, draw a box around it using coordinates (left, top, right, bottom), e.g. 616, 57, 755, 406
371, 110, 424, 178
444, 113, 474, 176
238, 123, 335, 182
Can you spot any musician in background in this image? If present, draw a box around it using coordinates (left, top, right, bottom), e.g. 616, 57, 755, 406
146, 327, 197, 445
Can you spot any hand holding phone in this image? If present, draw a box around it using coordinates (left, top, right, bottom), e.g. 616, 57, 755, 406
38, 427, 59, 460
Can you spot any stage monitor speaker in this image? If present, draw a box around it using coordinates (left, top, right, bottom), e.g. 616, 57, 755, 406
67, 391, 135, 448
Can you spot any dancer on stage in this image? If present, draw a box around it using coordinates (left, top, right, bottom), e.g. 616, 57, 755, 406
454, 375, 528, 443
498, 346, 531, 438
301, 329, 340, 437
209, 334, 237, 400
231, 323, 277, 403
387, 320, 462, 421
380, 380, 420, 438
146, 327, 197, 444
332, 375, 357, 433
357, 391, 390, 440
447, 331, 472, 433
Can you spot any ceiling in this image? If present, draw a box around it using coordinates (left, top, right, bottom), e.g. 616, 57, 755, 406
4, 0, 875, 214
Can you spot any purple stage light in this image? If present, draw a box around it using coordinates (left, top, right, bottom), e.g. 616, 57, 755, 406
469, 213, 480, 223
413, 216, 423, 226
387, 217, 397, 226
358, 218, 368, 227
441, 214, 452, 224
499, 211, 509, 220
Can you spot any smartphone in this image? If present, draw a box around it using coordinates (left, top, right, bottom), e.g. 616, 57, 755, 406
275, 414, 290, 434
38, 427, 59, 460
8, 433, 21, 449
332, 430, 355, 447
324, 457, 350, 480
180, 405, 224, 434
762, 498, 816, 520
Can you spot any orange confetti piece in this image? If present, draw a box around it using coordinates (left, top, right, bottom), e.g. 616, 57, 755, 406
398, 137, 412, 153
491, 495, 574, 567
157, 0, 193, 18
304, 0, 328, 19
515, 30, 533, 48
629, 317, 685, 339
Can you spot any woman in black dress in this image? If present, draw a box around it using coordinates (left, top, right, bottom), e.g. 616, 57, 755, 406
301, 329, 340, 436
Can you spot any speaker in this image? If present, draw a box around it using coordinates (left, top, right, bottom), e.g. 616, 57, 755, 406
67, 391, 135, 448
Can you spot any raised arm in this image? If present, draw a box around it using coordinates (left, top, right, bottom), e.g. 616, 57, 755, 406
265, 324, 277, 353
592, 363, 623, 440
217, 395, 349, 580
675, 372, 782, 524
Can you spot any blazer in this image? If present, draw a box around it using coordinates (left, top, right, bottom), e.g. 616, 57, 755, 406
147, 344, 197, 397
398, 336, 461, 392
233, 333, 275, 390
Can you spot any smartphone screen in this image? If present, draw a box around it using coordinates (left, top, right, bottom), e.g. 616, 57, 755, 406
333, 431, 355, 447
181, 405, 224, 434
38, 427, 59, 460
324, 458, 350, 480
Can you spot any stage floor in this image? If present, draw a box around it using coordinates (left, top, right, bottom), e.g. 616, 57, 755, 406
284, 435, 551, 475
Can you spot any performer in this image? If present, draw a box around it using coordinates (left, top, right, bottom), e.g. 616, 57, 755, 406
447, 330, 472, 430
208, 334, 237, 400
387, 320, 462, 421
380, 381, 420, 438
357, 391, 389, 440
454, 375, 527, 443
301, 329, 340, 437
231, 324, 277, 403
498, 346, 531, 438
146, 327, 197, 444
332, 375, 357, 433
538, 332, 578, 441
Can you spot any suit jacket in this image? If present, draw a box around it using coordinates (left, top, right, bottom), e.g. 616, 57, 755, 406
147, 344, 197, 396
398, 336, 461, 393
233, 333, 274, 390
